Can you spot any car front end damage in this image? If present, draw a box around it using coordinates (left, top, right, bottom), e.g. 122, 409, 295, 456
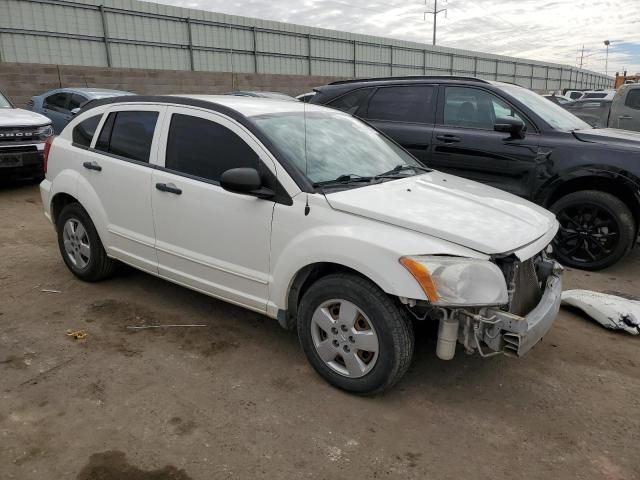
401, 250, 563, 360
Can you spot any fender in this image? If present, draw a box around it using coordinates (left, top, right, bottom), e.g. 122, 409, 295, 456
43, 169, 78, 221
70, 171, 112, 250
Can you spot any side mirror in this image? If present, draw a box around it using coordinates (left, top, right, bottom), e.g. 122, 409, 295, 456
494, 117, 525, 139
71, 108, 81, 116
220, 167, 274, 199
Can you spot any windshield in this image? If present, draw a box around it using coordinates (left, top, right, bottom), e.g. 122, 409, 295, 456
500, 84, 591, 131
251, 109, 421, 184
0, 92, 12, 109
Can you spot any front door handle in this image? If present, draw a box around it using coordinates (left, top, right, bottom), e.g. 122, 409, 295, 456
82, 161, 102, 171
156, 182, 182, 195
435, 134, 461, 143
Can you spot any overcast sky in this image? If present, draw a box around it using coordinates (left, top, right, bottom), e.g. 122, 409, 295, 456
149, 0, 640, 76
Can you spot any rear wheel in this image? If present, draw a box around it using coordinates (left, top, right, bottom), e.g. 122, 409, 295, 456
297, 273, 414, 395
550, 190, 635, 271
56, 203, 115, 281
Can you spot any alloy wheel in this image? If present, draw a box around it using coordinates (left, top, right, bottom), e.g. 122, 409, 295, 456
62, 217, 91, 270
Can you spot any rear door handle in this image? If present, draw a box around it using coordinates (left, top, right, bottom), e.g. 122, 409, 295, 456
435, 134, 461, 143
82, 161, 102, 171
155, 182, 182, 195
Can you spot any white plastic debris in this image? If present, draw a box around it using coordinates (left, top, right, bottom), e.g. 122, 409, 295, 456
561, 289, 640, 335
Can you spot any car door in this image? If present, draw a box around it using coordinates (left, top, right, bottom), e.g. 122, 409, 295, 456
612, 87, 640, 132
76, 105, 164, 273
151, 106, 275, 312
43, 92, 72, 133
429, 85, 541, 198
358, 85, 436, 165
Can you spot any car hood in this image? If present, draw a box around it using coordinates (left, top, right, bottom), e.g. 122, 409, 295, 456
323, 171, 557, 255
0, 108, 51, 127
573, 128, 640, 149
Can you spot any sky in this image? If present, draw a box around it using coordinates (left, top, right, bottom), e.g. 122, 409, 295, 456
149, 0, 640, 76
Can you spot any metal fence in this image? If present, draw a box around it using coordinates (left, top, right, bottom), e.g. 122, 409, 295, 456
0, 0, 612, 91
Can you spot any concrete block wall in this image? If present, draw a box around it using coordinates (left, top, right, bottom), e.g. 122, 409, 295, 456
0, 62, 342, 107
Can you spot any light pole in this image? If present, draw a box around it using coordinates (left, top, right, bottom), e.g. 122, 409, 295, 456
424, 0, 447, 46
604, 40, 610, 76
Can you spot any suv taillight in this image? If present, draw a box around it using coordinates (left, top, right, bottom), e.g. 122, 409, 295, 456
43, 136, 55, 174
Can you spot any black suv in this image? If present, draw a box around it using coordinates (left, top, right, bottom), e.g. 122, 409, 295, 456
311, 76, 640, 270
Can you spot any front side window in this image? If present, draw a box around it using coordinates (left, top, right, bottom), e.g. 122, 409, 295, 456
72, 114, 102, 148
327, 88, 372, 115
251, 109, 421, 184
625, 89, 640, 110
365, 85, 434, 123
95, 111, 158, 162
165, 114, 258, 182
45, 93, 68, 111
443, 87, 527, 130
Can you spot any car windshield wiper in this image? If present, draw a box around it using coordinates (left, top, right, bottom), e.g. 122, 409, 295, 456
374, 164, 431, 178
312, 174, 376, 188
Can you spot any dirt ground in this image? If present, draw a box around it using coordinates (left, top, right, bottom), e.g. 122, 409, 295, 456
1, 181, 639, 480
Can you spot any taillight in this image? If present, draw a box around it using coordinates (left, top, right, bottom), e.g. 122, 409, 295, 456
43, 136, 55, 174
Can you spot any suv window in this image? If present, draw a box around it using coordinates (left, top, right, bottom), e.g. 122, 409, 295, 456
165, 114, 259, 183
443, 87, 527, 130
95, 111, 158, 162
327, 88, 372, 114
45, 93, 68, 111
569, 92, 583, 100
72, 114, 102, 148
625, 89, 640, 110
365, 86, 434, 123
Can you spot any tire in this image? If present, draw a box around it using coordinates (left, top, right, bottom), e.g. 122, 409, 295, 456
56, 203, 116, 281
297, 273, 414, 395
550, 190, 635, 271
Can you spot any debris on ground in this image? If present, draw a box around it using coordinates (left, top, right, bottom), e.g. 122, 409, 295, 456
66, 329, 88, 339
561, 289, 640, 335
126, 324, 207, 330
41, 289, 62, 294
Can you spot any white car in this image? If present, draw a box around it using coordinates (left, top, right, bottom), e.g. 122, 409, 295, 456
40, 95, 562, 394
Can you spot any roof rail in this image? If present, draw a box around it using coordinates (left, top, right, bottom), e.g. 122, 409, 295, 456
328, 75, 489, 86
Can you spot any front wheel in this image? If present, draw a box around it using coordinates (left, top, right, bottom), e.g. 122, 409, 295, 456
550, 190, 635, 271
297, 273, 414, 395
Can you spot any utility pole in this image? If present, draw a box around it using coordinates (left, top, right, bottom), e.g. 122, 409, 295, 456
579, 45, 584, 69
604, 40, 610, 76
424, 0, 447, 46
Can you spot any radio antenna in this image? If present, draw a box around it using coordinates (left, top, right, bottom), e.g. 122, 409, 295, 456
303, 100, 310, 216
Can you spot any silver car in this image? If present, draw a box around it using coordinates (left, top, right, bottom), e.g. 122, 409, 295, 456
28, 88, 134, 133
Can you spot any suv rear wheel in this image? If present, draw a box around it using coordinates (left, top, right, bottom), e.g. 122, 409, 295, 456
297, 273, 414, 395
550, 190, 635, 270
56, 203, 116, 281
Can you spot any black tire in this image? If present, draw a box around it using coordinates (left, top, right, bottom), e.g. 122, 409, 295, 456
297, 273, 414, 395
550, 190, 635, 271
56, 203, 116, 281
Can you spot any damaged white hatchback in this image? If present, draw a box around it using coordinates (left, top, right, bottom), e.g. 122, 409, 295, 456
40, 95, 562, 394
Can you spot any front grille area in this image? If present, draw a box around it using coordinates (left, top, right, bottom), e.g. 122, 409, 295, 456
496, 256, 543, 316
0, 126, 41, 143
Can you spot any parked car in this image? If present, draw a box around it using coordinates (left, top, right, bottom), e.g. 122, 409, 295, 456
0, 90, 53, 180
543, 94, 573, 106
29, 88, 134, 133
40, 95, 562, 394
224, 91, 297, 101
581, 89, 616, 100
310, 76, 640, 270
564, 99, 612, 128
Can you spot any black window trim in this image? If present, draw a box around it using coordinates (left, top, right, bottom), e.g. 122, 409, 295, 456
436, 84, 540, 134
361, 84, 438, 125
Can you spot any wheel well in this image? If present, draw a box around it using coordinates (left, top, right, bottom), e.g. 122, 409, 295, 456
545, 176, 640, 228
51, 193, 79, 228
282, 263, 379, 330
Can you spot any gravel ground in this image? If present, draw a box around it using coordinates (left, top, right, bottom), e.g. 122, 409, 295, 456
1, 181, 639, 480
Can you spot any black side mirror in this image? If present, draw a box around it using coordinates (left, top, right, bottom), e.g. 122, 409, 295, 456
494, 117, 525, 139
220, 167, 274, 199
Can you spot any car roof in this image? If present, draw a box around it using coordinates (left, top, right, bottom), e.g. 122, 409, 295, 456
46, 87, 133, 98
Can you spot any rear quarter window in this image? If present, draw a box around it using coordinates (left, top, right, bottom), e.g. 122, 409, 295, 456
72, 114, 102, 148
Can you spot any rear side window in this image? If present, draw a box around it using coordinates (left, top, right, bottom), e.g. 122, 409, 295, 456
95, 111, 158, 163
45, 93, 68, 110
165, 114, 258, 183
625, 89, 640, 110
327, 88, 372, 114
72, 114, 102, 148
366, 86, 434, 123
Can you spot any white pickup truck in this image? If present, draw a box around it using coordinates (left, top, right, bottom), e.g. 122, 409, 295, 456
0, 90, 53, 179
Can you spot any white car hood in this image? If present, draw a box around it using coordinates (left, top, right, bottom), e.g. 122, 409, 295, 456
324, 171, 557, 255
0, 108, 51, 127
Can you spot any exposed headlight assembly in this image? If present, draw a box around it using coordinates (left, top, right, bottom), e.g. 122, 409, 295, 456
400, 255, 508, 307
36, 124, 54, 139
